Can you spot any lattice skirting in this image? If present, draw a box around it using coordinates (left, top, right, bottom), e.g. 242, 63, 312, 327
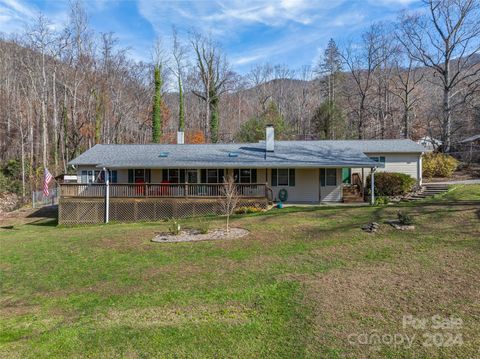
59, 197, 269, 225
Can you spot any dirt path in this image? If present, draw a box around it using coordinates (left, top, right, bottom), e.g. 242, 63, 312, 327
0, 205, 58, 227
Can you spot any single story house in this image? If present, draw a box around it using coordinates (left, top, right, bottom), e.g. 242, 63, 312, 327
59, 126, 425, 224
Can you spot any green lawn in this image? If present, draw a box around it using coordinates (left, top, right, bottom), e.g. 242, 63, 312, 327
1, 185, 479, 358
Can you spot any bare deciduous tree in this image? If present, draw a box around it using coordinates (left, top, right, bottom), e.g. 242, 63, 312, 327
391, 54, 424, 138
219, 174, 240, 233
398, 0, 480, 151
191, 33, 232, 143
341, 24, 384, 139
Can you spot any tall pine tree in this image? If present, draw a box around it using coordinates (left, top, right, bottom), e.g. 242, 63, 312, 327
152, 64, 162, 143
315, 39, 345, 139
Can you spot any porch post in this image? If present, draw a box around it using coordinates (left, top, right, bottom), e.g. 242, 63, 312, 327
417, 155, 423, 186
104, 167, 109, 223
370, 167, 375, 205
361, 168, 365, 198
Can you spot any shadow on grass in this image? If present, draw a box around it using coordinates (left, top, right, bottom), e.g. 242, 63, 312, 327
26, 218, 58, 227
27, 205, 58, 219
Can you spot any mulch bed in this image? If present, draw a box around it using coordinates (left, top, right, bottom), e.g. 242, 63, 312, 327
151, 228, 249, 243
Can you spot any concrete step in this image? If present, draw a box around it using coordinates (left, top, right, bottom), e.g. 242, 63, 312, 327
402, 184, 449, 201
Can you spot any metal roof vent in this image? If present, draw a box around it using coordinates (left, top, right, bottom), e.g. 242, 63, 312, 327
159, 151, 169, 158
228, 152, 239, 158
266, 125, 274, 152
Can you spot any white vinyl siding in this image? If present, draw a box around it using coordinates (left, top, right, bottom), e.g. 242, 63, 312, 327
268, 168, 320, 203
352, 153, 421, 184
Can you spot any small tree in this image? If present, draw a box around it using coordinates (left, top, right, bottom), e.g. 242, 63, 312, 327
235, 101, 290, 142
219, 175, 240, 233
312, 101, 345, 139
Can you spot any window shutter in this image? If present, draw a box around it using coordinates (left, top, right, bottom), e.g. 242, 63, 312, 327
271, 169, 277, 186
128, 169, 133, 183
251, 169, 257, 183
162, 169, 168, 182
289, 169, 295, 187
234, 169, 239, 183
219, 169, 225, 183
146, 169, 151, 183
201, 169, 207, 183
180, 169, 186, 183
320, 168, 325, 187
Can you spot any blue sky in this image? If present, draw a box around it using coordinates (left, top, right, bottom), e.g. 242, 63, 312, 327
0, 0, 423, 74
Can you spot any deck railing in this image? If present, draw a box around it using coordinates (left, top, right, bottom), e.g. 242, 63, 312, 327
60, 183, 271, 199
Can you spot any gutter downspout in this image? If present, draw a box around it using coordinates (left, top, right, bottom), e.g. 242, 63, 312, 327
417, 155, 423, 187
104, 167, 109, 223
370, 167, 376, 205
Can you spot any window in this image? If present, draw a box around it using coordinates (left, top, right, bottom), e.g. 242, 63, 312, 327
271, 169, 295, 187
234, 169, 257, 183
167, 169, 179, 183
109, 170, 117, 183
320, 168, 337, 187
277, 169, 289, 186
81, 169, 117, 184
369, 156, 386, 163
240, 169, 251, 183
81, 170, 93, 184
201, 169, 225, 183
162, 169, 186, 183
128, 169, 151, 183
207, 169, 219, 183
186, 169, 198, 183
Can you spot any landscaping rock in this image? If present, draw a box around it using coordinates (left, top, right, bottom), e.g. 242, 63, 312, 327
386, 220, 415, 231
362, 222, 380, 233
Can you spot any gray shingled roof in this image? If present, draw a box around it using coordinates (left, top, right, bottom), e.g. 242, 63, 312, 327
69, 139, 423, 169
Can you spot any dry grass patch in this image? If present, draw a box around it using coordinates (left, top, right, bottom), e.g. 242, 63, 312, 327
303, 248, 480, 358
97, 303, 254, 329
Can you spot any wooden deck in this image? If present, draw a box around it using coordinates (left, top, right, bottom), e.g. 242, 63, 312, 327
58, 183, 272, 225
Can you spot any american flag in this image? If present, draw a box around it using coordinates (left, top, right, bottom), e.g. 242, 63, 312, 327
43, 168, 53, 197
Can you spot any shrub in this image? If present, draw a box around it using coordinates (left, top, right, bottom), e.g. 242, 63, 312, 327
422, 153, 458, 178
366, 172, 416, 197
235, 206, 263, 214
374, 196, 390, 205
168, 220, 181, 235
196, 219, 210, 234
397, 211, 414, 225
0, 160, 22, 195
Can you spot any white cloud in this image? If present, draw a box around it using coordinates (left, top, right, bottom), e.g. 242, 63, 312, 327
0, 0, 68, 35
137, 0, 348, 38
232, 53, 265, 66
0, 0, 36, 33
0, 0, 35, 18
368, 0, 419, 6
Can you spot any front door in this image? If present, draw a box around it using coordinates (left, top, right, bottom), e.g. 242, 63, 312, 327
320, 168, 340, 202
342, 168, 351, 184
186, 169, 198, 183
